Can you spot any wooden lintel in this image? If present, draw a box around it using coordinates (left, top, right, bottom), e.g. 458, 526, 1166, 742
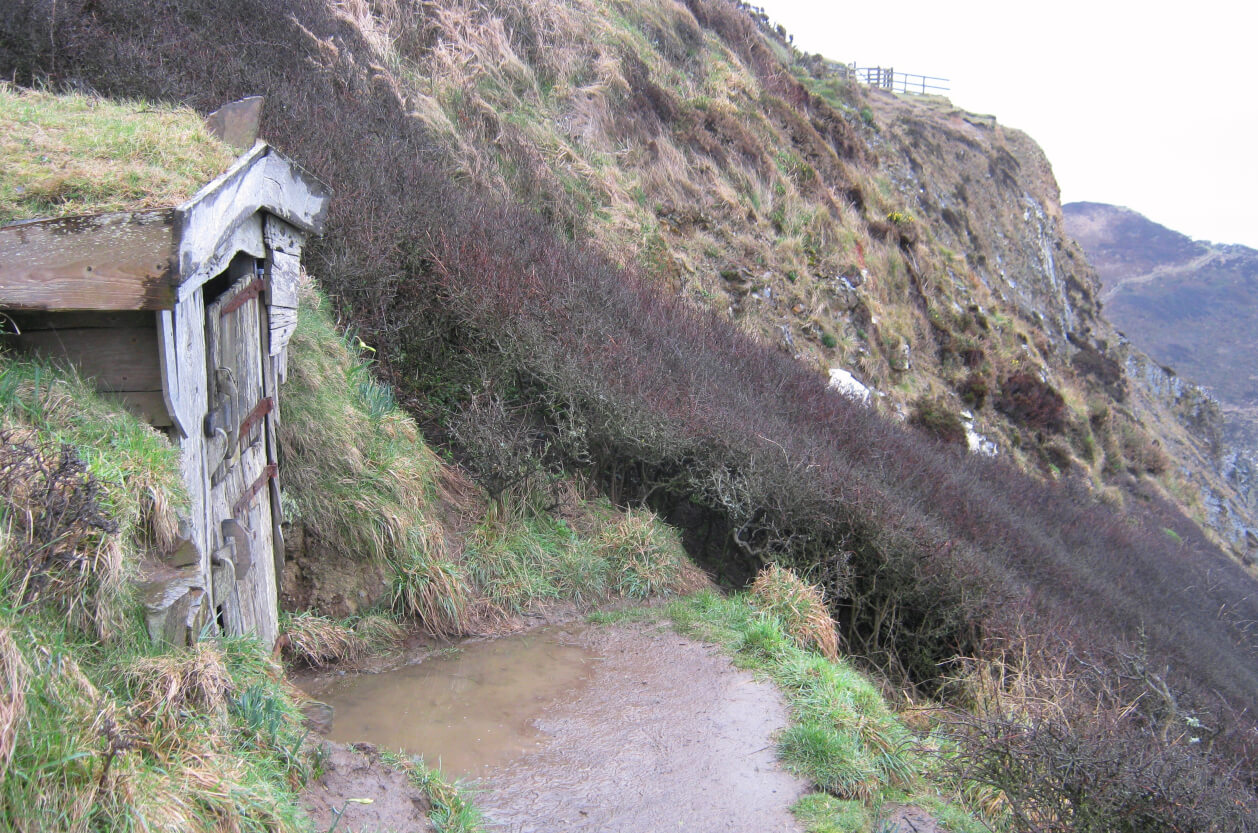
0, 211, 176, 310
175, 144, 330, 290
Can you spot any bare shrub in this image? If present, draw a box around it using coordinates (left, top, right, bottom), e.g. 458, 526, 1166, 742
942, 640, 1258, 833
996, 371, 1067, 433
0, 432, 122, 637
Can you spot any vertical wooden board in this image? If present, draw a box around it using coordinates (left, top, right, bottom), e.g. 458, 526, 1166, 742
158, 309, 188, 437
265, 249, 301, 307
205, 273, 278, 647
262, 312, 285, 594
174, 290, 211, 602
267, 305, 298, 357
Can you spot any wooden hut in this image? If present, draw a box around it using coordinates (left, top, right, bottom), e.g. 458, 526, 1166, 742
0, 142, 331, 648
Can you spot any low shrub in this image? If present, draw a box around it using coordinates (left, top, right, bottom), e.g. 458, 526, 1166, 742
908, 397, 967, 446
995, 371, 1067, 433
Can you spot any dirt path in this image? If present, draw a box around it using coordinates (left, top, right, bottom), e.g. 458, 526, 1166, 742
474, 621, 807, 833
298, 619, 809, 833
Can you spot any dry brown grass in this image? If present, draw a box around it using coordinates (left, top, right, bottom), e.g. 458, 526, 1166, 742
750, 564, 839, 659
0, 626, 28, 780
125, 643, 234, 728
279, 611, 406, 667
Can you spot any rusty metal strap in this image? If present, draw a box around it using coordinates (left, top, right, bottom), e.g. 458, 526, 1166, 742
232, 463, 277, 517
219, 277, 264, 317
238, 396, 274, 443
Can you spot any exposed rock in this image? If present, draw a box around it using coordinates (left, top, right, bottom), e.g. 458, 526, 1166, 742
828, 367, 871, 405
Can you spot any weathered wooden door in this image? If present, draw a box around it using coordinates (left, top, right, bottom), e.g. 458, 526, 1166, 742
204, 269, 279, 646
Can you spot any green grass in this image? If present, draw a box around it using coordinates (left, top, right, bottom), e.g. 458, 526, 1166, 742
0, 350, 310, 832
462, 497, 699, 619
279, 283, 450, 569
666, 591, 988, 832
0, 85, 236, 224
379, 751, 484, 833
0, 350, 186, 640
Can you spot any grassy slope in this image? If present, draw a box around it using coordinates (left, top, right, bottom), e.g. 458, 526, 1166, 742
278, 280, 705, 639
0, 351, 311, 832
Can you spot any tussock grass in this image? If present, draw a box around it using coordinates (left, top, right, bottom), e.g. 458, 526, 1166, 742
0, 350, 309, 832
750, 564, 839, 659
0, 84, 235, 224
668, 591, 985, 830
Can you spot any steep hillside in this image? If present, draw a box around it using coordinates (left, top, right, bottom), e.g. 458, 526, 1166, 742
7, 1, 1258, 827
1065, 201, 1258, 557
1064, 201, 1258, 422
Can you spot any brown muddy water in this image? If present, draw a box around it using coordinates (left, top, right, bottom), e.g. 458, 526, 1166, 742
308, 625, 596, 779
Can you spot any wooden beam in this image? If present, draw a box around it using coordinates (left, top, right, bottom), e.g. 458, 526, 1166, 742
175, 145, 330, 291
0, 211, 176, 310
15, 326, 164, 391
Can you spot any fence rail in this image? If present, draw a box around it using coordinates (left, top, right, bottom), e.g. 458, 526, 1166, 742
842, 65, 950, 95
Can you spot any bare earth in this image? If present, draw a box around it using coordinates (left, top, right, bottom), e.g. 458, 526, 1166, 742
475, 621, 808, 833
299, 620, 808, 833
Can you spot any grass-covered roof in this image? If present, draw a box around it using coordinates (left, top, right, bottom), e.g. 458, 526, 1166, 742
0, 85, 236, 225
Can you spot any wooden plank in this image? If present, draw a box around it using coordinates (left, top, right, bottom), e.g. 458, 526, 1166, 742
0, 211, 176, 310
175, 145, 330, 292
265, 244, 301, 357
265, 248, 300, 308
100, 391, 173, 428
8, 311, 153, 331
173, 288, 211, 620
157, 309, 187, 437
268, 306, 298, 358
174, 212, 265, 302
205, 274, 278, 647
15, 327, 163, 392
263, 216, 306, 258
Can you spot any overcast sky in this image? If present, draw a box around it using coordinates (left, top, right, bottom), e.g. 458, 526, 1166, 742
753, 0, 1258, 249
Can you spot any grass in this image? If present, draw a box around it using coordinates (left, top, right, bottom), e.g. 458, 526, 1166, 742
279, 610, 406, 668
281, 279, 706, 638
460, 493, 704, 622
379, 751, 483, 833
666, 586, 987, 832
279, 280, 455, 570
0, 349, 310, 831
0, 351, 186, 641
0, 84, 236, 224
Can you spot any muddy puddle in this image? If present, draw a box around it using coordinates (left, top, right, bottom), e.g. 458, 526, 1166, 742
301, 620, 808, 833
307, 626, 597, 779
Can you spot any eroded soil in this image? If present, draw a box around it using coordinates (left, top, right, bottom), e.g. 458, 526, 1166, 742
298, 619, 808, 832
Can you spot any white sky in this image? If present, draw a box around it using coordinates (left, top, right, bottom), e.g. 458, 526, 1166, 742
753, 0, 1258, 248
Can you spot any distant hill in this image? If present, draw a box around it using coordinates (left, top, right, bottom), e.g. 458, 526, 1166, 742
1064, 201, 1258, 412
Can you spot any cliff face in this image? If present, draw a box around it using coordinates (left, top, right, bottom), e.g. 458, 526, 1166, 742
1065, 201, 1258, 560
